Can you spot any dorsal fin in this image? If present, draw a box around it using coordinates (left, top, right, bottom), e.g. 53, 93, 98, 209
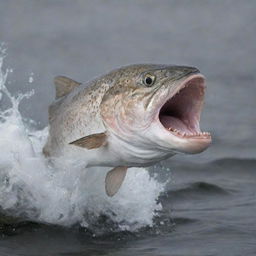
54, 76, 81, 99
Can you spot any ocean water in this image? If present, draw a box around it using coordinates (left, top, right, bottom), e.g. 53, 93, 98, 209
0, 1, 256, 255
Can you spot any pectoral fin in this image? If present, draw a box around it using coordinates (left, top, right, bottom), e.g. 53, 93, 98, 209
69, 132, 107, 149
105, 166, 128, 197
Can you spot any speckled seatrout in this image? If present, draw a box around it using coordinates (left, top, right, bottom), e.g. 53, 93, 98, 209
43, 64, 211, 196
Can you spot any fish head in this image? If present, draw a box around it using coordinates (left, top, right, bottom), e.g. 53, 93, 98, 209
100, 64, 211, 157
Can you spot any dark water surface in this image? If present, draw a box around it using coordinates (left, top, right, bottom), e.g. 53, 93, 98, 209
0, 0, 256, 255
0, 158, 255, 256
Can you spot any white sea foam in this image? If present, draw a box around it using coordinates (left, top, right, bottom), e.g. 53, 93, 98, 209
0, 49, 165, 232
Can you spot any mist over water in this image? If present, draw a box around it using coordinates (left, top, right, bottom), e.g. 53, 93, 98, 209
0, 51, 165, 232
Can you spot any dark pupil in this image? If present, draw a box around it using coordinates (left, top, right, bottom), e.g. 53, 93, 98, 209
145, 77, 152, 85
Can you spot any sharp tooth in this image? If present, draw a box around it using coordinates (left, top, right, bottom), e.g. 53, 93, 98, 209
199, 132, 210, 136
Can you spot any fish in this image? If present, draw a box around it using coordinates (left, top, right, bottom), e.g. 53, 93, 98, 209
43, 64, 212, 197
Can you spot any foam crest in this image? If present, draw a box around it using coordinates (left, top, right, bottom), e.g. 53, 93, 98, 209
0, 49, 165, 232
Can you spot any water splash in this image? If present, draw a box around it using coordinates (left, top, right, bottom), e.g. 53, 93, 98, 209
0, 49, 165, 233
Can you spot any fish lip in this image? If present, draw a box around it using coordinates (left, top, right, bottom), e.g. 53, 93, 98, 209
156, 73, 212, 141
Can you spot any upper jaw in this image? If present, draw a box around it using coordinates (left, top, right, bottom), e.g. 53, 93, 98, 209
156, 73, 211, 144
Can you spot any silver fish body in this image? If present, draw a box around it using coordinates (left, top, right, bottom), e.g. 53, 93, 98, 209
43, 64, 211, 196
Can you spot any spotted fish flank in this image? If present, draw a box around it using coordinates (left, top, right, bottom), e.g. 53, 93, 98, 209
43, 64, 211, 196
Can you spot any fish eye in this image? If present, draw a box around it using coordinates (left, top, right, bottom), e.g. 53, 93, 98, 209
143, 74, 156, 87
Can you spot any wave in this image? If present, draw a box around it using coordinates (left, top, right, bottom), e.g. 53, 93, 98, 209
162, 182, 229, 204
211, 158, 256, 169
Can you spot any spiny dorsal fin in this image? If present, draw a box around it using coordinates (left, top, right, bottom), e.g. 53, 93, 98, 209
54, 76, 81, 99
69, 132, 107, 149
105, 166, 128, 197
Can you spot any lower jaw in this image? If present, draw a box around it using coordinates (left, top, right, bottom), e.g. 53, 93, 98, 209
171, 135, 212, 154
167, 127, 210, 139
159, 125, 212, 154
145, 121, 211, 155
160, 123, 211, 153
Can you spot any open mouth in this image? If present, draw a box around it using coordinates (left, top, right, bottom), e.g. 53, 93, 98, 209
159, 75, 211, 139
